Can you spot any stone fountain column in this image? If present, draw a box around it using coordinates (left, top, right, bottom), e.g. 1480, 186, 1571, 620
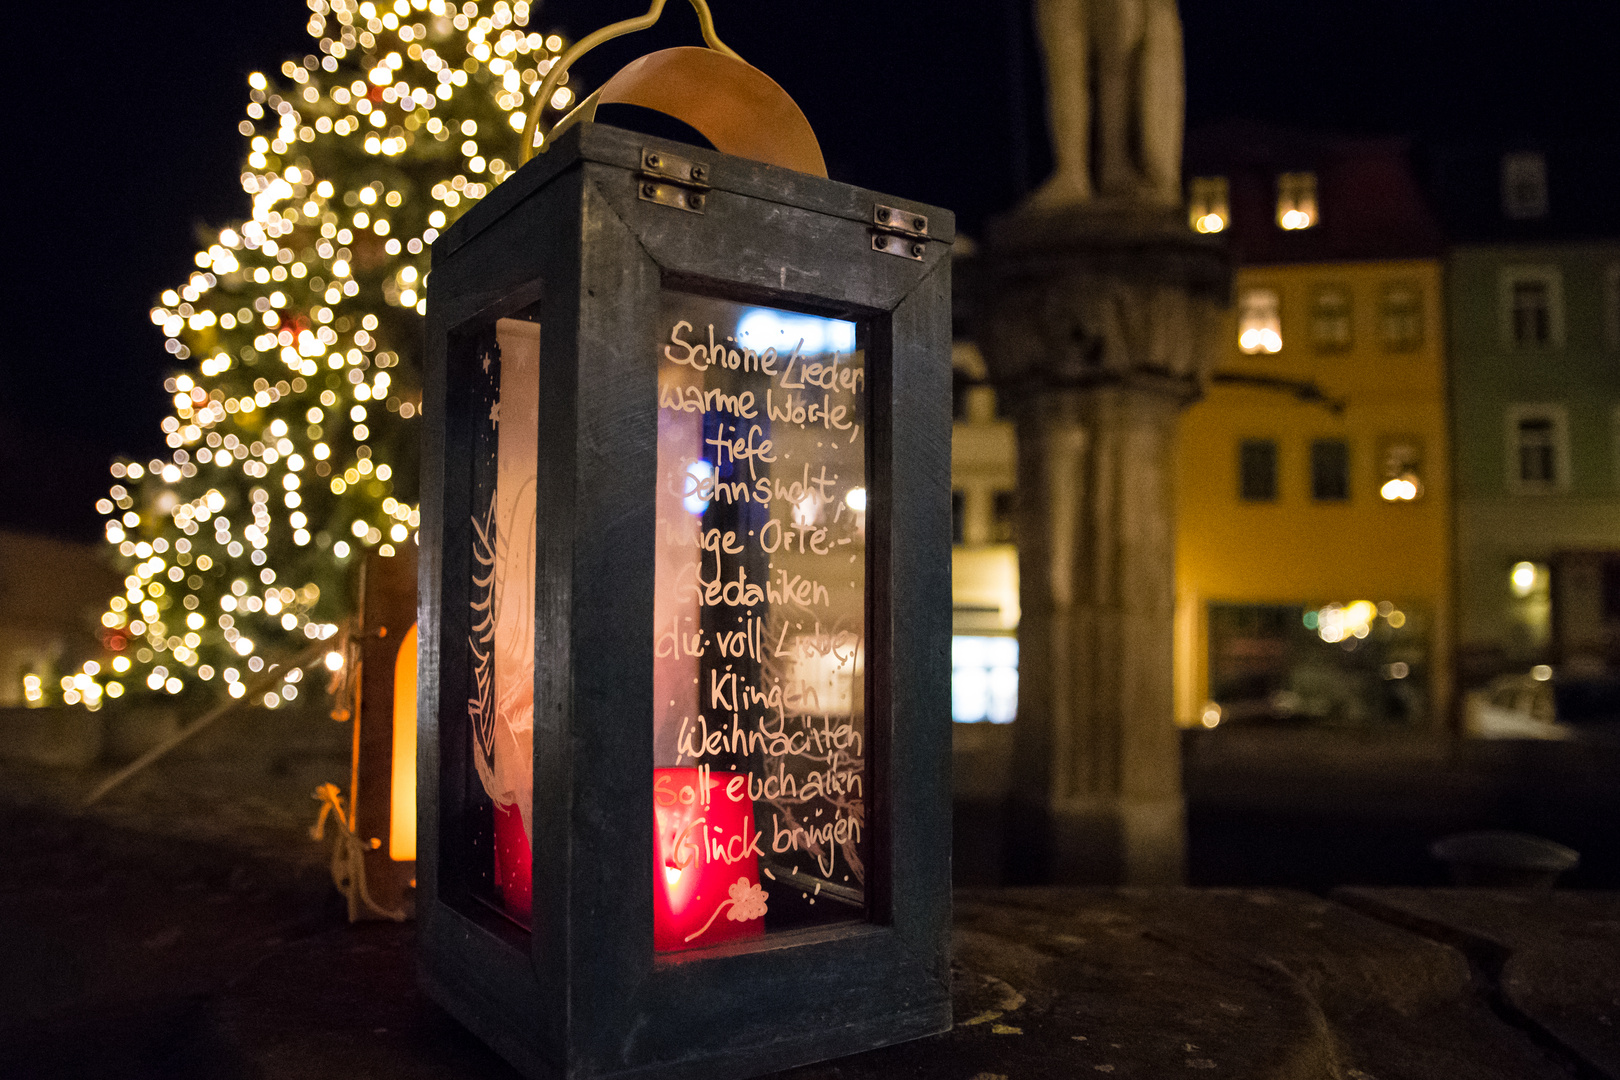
972, 0, 1229, 884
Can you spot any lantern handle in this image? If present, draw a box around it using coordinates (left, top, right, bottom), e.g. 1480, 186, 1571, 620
521, 0, 739, 165
519, 5, 828, 178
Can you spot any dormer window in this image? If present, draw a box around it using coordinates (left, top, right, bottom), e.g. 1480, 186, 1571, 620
1501, 152, 1548, 220
1276, 172, 1317, 230
1189, 176, 1229, 233
1238, 287, 1283, 354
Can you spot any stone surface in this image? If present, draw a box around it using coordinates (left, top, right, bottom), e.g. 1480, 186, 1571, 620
772, 889, 1570, 1080
1340, 887, 1620, 1078
2, 744, 1615, 1080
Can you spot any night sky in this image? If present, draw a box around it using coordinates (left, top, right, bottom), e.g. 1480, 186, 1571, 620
4, 0, 1616, 541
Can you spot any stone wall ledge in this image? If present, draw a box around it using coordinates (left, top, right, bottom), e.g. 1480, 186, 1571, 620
3, 790, 1614, 1080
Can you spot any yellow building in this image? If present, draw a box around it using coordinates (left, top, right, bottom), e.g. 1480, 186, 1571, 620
1175, 127, 1452, 732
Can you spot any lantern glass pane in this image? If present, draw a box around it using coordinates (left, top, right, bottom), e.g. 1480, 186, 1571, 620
463, 314, 540, 926
653, 292, 869, 952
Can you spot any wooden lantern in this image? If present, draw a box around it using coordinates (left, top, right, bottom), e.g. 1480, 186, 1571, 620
417, 69, 953, 1077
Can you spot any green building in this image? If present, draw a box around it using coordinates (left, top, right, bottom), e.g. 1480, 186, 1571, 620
1437, 142, 1620, 684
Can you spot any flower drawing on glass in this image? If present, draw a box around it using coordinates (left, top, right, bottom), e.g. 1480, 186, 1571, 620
685, 877, 769, 943
726, 878, 768, 922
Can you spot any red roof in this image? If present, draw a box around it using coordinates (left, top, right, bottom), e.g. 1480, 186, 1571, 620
1186, 121, 1445, 264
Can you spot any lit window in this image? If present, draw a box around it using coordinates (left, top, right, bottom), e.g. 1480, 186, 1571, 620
1189, 176, 1229, 233
1508, 408, 1566, 492
1378, 436, 1424, 501
1239, 439, 1278, 502
1276, 172, 1317, 230
952, 636, 1018, 723
1238, 288, 1282, 354
1501, 267, 1563, 350
1509, 560, 1547, 599
1501, 151, 1548, 220
1310, 286, 1352, 353
1311, 439, 1350, 501
1379, 282, 1423, 352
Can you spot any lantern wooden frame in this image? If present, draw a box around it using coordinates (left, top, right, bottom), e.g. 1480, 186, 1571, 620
418, 122, 953, 1080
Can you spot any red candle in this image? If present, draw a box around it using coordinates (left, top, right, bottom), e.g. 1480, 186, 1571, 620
653, 766, 767, 952
493, 802, 533, 921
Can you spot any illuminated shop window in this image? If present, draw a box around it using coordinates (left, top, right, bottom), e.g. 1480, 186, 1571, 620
1276, 172, 1318, 230
1208, 602, 1427, 728
1501, 151, 1548, 220
951, 635, 1018, 723
1238, 287, 1282, 354
1188, 176, 1229, 233
1378, 436, 1424, 502
1379, 282, 1424, 352
1311, 286, 1352, 353
1507, 560, 1552, 654
1311, 439, 1350, 501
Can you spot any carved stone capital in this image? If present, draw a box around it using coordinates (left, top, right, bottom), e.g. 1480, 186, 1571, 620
972, 205, 1230, 407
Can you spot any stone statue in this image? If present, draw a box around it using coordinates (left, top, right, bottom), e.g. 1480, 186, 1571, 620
1028, 0, 1185, 208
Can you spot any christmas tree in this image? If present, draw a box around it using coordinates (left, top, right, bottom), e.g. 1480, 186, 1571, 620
43, 0, 572, 712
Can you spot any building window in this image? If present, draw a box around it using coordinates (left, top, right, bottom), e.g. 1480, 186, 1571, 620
1506, 405, 1568, 492
1513, 281, 1551, 346
1500, 267, 1563, 349
1380, 282, 1424, 352
951, 490, 965, 544
991, 490, 1017, 544
1239, 439, 1278, 502
1276, 172, 1318, 230
1238, 287, 1282, 354
1189, 175, 1229, 234
1604, 263, 1620, 353
1501, 151, 1549, 220
1310, 286, 1352, 353
1517, 419, 1557, 487
1378, 436, 1424, 501
952, 635, 1018, 723
1311, 439, 1350, 501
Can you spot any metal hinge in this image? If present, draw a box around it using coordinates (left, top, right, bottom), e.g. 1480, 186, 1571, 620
871, 203, 929, 260
638, 147, 710, 214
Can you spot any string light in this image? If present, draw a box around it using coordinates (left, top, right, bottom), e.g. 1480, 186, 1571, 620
46, 0, 570, 709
